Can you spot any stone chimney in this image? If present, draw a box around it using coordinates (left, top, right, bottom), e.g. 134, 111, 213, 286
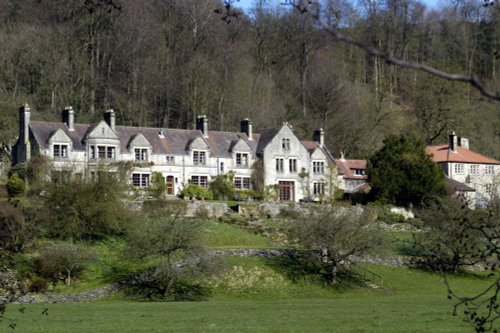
18, 103, 31, 162
240, 118, 253, 141
340, 151, 345, 161
62, 106, 75, 131
458, 137, 469, 150
104, 109, 116, 131
196, 115, 208, 138
313, 128, 324, 147
449, 131, 458, 152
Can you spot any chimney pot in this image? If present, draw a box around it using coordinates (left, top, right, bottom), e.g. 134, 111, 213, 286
313, 128, 324, 147
62, 106, 75, 131
449, 131, 458, 152
196, 115, 208, 138
18, 104, 31, 162
240, 118, 253, 141
104, 109, 116, 131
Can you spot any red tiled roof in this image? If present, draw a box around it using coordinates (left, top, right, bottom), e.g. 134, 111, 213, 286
334, 158, 368, 180
426, 145, 500, 165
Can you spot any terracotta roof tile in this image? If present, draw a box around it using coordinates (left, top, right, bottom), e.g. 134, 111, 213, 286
426, 145, 500, 165
334, 158, 368, 180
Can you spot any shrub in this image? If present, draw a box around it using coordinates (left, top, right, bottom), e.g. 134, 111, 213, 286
6, 173, 25, 198
411, 197, 486, 273
180, 183, 213, 200
43, 176, 136, 240
209, 172, 235, 201
35, 243, 96, 285
149, 172, 166, 198
28, 276, 49, 293
0, 202, 34, 253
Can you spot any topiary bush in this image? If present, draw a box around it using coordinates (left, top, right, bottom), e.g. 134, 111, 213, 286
6, 173, 26, 198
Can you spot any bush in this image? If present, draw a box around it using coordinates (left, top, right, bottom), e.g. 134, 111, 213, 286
6, 173, 25, 198
180, 183, 213, 200
148, 172, 166, 198
209, 173, 235, 201
411, 197, 486, 272
35, 243, 96, 285
28, 276, 49, 293
43, 176, 136, 240
0, 202, 34, 253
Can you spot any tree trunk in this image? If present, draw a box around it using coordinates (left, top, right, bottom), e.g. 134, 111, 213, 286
331, 262, 338, 284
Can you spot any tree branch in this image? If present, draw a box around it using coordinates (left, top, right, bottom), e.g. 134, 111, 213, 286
323, 28, 500, 102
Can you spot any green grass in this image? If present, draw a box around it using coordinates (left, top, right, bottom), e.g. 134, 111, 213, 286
4, 258, 493, 332
202, 220, 271, 248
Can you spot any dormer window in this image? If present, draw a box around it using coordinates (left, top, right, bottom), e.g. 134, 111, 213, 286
236, 153, 249, 167
193, 151, 206, 165
354, 169, 365, 176
90, 145, 116, 160
53, 144, 68, 158
134, 148, 148, 161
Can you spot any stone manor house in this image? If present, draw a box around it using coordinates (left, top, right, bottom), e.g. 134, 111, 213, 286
12, 104, 368, 202
12, 104, 498, 205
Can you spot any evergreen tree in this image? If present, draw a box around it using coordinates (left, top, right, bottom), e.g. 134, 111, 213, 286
367, 135, 446, 207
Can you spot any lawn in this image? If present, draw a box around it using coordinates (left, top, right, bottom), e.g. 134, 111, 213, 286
4, 261, 491, 333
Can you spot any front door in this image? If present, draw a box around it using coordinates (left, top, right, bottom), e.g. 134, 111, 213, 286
166, 176, 175, 195
278, 181, 294, 201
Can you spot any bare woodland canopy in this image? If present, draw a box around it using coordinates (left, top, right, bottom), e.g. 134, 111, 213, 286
0, 0, 498, 160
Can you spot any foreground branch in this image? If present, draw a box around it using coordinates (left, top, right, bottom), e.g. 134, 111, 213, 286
324, 28, 500, 102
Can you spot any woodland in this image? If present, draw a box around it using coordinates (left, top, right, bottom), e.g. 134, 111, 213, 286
0, 0, 498, 162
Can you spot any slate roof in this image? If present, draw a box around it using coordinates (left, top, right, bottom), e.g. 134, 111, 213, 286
445, 177, 475, 193
29, 121, 260, 158
256, 128, 279, 155
30, 121, 89, 150
426, 145, 500, 165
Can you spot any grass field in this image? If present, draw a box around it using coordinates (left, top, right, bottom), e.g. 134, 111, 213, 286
4, 260, 492, 333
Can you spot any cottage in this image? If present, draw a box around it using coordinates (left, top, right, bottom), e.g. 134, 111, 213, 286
426, 132, 500, 206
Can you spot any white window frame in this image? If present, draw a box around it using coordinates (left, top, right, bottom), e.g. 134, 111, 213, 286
289, 158, 297, 173
193, 151, 206, 165
166, 155, 175, 165
132, 173, 150, 187
282, 138, 290, 150
485, 165, 495, 175
313, 161, 325, 174
236, 153, 249, 167
469, 164, 479, 175
91, 145, 116, 160
454, 163, 464, 175
53, 144, 68, 158
234, 176, 251, 189
134, 148, 148, 161
191, 175, 209, 188
313, 182, 325, 196
276, 158, 284, 173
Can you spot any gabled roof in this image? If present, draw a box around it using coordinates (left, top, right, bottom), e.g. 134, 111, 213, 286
426, 145, 500, 165
255, 128, 280, 155
29, 121, 259, 158
30, 121, 89, 150
301, 140, 336, 164
334, 158, 368, 180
